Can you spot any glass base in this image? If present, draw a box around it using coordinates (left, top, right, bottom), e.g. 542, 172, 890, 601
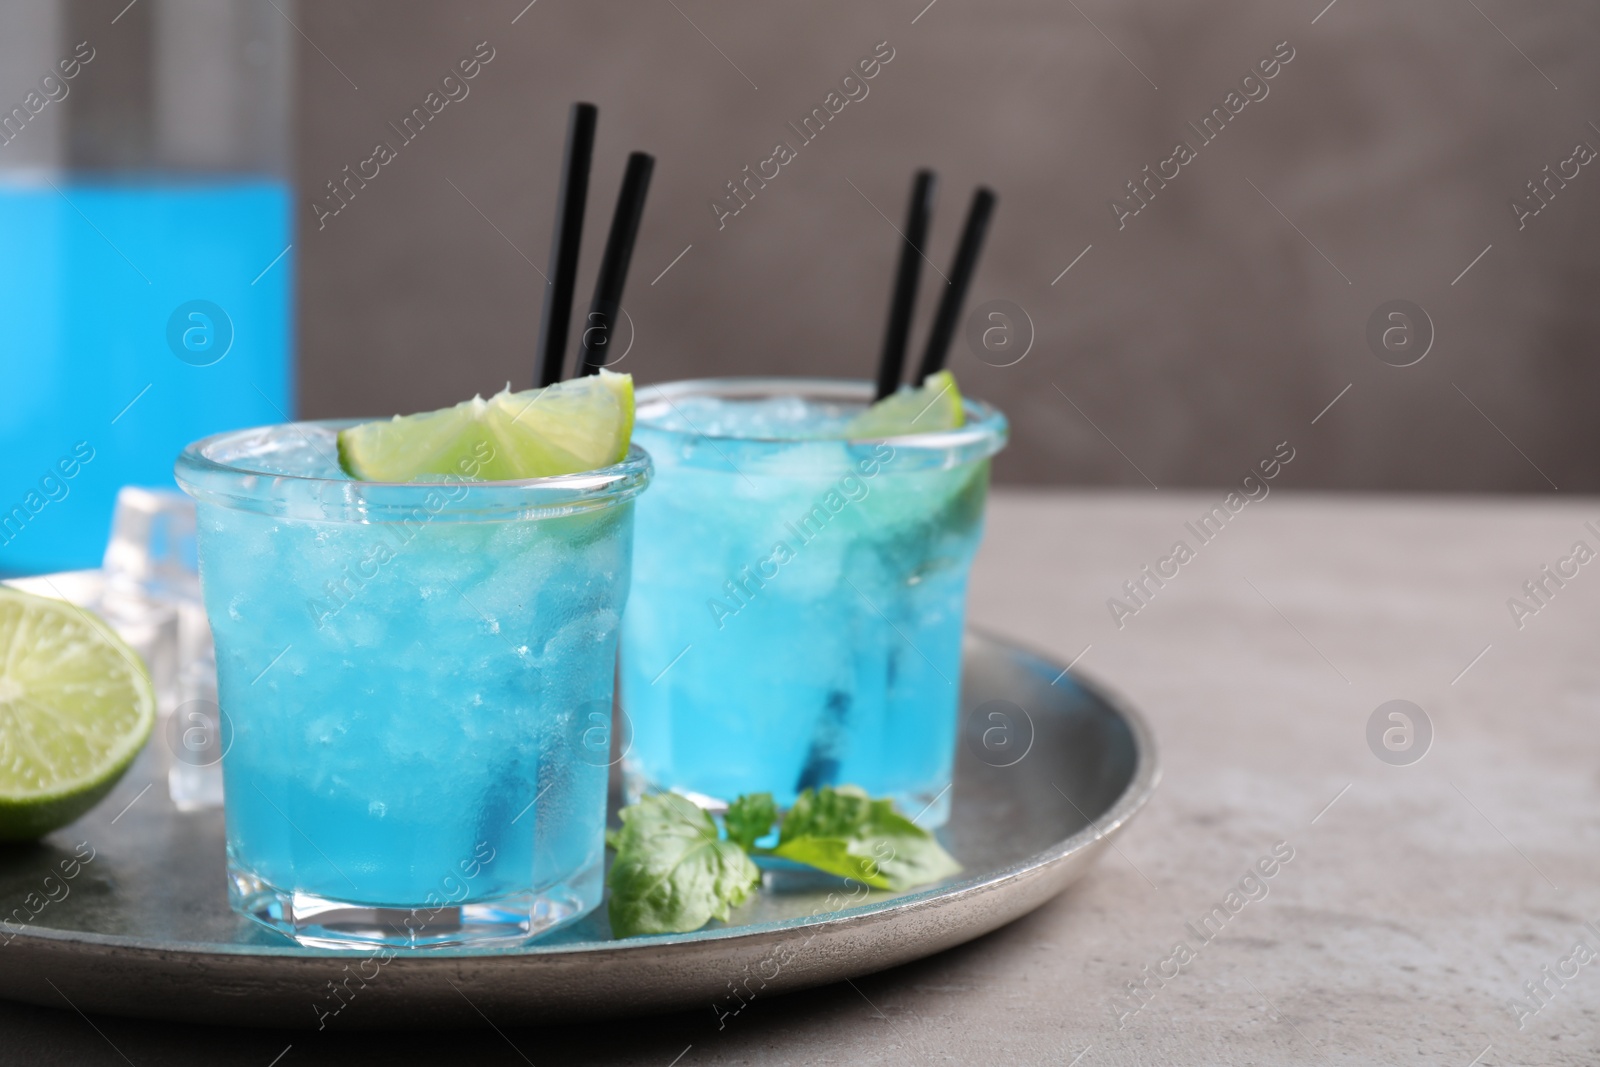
228, 864, 598, 949
622, 763, 953, 829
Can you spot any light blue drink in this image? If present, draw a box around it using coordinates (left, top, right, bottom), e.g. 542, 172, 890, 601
620, 379, 1006, 827
177, 423, 649, 948
0, 179, 293, 576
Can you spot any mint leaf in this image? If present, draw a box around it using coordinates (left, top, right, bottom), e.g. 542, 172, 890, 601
778, 784, 876, 842
772, 786, 962, 892
770, 835, 894, 889
605, 786, 960, 938
606, 794, 761, 938
724, 792, 777, 850
860, 816, 965, 890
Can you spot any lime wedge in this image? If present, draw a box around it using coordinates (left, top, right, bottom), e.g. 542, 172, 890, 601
0, 587, 156, 841
338, 370, 635, 481
847, 370, 965, 438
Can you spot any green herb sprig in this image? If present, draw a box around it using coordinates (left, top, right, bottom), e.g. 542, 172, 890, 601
606, 785, 962, 938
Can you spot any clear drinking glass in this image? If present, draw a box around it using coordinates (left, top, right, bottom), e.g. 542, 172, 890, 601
619, 378, 1007, 828
0, 0, 294, 576
177, 422, 650, 948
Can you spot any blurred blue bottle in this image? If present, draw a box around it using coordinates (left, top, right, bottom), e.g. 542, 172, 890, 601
0, 0, 294, 575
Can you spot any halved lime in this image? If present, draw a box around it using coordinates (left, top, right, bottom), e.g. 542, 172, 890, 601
0, 587, 156, 841
338, 370, 635, 482
847, 370, 965, 438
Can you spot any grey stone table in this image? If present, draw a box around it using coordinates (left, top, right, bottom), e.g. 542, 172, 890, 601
4, 491, 1597, 1065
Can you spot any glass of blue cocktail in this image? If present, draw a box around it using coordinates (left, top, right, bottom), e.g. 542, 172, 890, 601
177, 420, 649, 948
620, 376, 1007, 828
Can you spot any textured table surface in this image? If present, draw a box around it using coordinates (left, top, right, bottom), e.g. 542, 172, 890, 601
5, 490, 1597, 1066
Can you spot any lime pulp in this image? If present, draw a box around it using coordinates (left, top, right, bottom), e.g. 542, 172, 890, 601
0, 587, 156, 841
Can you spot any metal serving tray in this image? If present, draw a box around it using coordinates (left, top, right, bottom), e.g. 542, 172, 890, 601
0, 631, 1158, 1029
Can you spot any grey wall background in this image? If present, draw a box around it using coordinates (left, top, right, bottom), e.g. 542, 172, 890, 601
293, 0, 1599, 491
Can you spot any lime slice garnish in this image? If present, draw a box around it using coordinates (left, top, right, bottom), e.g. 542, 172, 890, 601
846, 370, 965, 438
0, 587, 156, 841
338, 370, 635, 481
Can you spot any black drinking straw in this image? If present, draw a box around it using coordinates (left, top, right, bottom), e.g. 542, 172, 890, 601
534, 102, 598, 387
873, 169, 937, 401
577, 152, 656, 376
916, 187, 996, 383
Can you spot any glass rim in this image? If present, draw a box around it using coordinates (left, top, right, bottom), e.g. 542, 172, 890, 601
634, 377, 1007, 451
175, 420, 651, 521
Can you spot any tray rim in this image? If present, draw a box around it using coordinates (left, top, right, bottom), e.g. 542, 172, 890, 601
4, 629, 1160, 962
